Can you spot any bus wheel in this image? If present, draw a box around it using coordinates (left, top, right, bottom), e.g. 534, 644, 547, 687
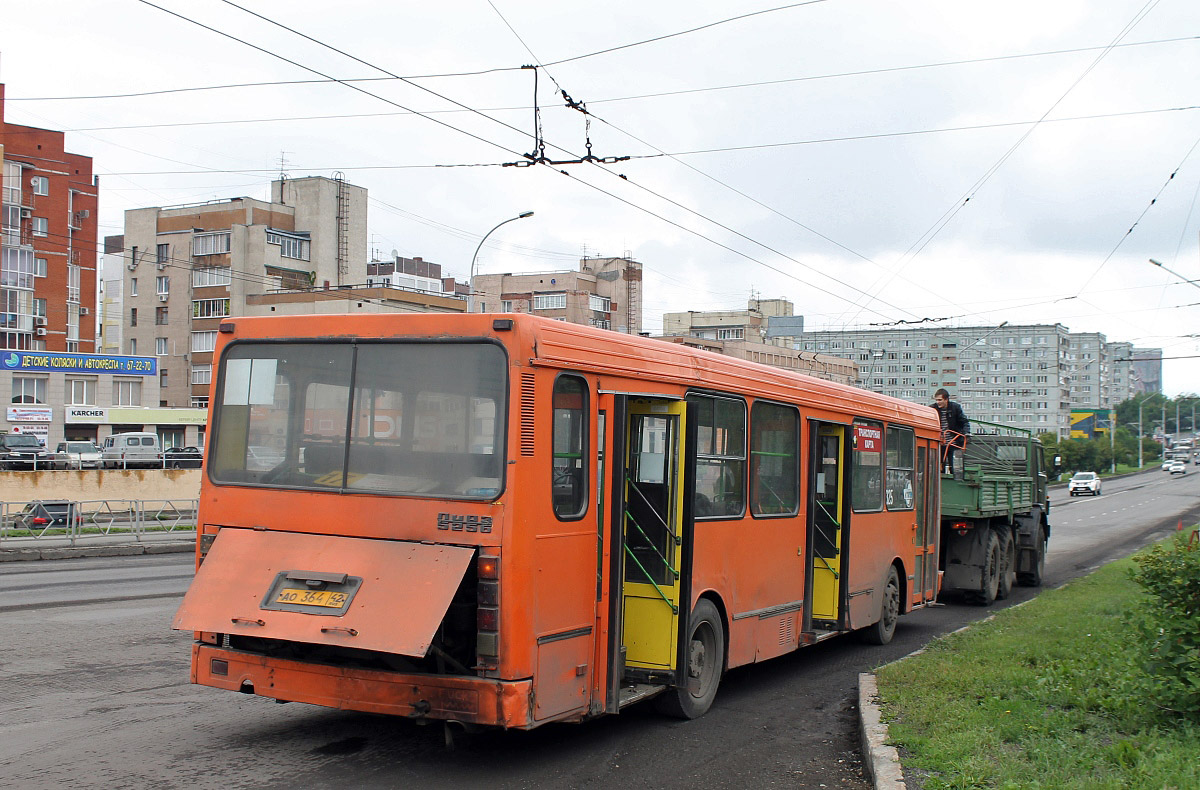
654, 599, 724, 719
862, 566, 900, 645
1017, 525, 1046, 587
968, 530, 1001, 606
995, 528, 1014, 600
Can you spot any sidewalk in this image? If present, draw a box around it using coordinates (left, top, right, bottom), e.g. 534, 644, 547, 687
0, 530, 195, 562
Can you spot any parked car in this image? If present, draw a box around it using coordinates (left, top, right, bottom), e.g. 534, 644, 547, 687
101, 432, 163, 469
0, 432, 51, 470
164, 446, 204, 469
1068, 471, 1102, 496
52, 441, 103, 470
1168, 460, 1187, 475
10, 500, 83, 530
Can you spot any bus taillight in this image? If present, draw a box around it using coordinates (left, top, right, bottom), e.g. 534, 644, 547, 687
477, 554, 500, 665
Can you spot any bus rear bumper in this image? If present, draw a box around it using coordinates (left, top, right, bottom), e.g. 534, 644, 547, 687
192, 644, 533, 728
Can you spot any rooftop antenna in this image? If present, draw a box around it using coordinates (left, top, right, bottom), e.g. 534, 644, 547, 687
277, 151, 291, 181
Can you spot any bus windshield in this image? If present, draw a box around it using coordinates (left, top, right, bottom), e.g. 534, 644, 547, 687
209, 341, 507, 499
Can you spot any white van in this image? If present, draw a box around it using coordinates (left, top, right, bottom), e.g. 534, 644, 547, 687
101, 432, 163, 469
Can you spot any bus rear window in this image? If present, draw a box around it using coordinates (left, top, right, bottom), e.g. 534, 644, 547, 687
210, 341, 507, 498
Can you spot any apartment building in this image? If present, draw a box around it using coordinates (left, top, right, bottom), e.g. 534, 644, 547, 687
663, 298, 802, 346
795, 323, 1155, 437
1, 83, 98, 354
120, 176, 367, 408
472, 256, 642, 334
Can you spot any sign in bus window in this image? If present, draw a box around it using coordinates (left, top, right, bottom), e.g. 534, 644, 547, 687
851, 420, 883, 512
750, 401, 799, 516
552, 375, 588, 519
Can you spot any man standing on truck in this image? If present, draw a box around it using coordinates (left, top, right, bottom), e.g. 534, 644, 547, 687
933, 388, 969, 474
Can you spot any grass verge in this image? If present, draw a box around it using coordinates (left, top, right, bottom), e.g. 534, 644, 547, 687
876, 553, 1200, 789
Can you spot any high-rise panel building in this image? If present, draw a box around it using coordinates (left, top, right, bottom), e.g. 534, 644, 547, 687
472, 256, 642, 334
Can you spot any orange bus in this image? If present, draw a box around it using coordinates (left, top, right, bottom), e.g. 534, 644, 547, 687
174, 312, 941, 729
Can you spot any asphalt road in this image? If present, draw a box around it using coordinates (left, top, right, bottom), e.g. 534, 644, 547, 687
1, 468, 1196, 790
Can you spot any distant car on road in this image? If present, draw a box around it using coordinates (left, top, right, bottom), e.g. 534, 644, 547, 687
1168, 460, 1187, 475
0, 432, 51, 470
1068, 471, 1102, 496
52, 441, 103, 470
10, 500, 83, 530
164, 446, 204, 469
101, 432, 163, 469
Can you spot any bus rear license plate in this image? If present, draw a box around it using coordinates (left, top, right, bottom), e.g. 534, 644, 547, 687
274, 589, 349, 608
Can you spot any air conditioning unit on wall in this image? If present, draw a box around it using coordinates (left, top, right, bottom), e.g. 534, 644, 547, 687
79, 307, 90, 316
35, 327, 47, 336
158, 293, 168, 302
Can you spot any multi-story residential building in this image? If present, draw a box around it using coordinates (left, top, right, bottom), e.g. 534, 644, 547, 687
99, 234, 125, 354
660, 333, 858, 385
367, 254, 468, 297
1, 83, 98, 354
471, 256, 642, 334
120, 176, 367, 409
663, 298, 802, 346
1131, 347, 1164, 394
796, 323, 1153, 437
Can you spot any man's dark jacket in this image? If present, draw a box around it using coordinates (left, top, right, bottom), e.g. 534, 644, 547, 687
933, 400, 970, 446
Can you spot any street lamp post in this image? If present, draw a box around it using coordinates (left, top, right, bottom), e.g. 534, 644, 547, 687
468, 211, 534, 313
1135, 392, 1157, 469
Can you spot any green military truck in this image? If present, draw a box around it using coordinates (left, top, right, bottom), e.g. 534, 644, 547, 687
939, 421, 1057, 605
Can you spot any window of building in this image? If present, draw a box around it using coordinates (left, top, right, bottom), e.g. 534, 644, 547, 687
688, 393, 746, 518
589, 294, 611, 313
266, 230, 311, 261
31, 217, 48, 237
500, 300, 513, 312
191, 330, 217, 353
34, 258, 47, 278
160, 369, 169, 389
11, 376, 46, 404
156, 276, 169, 295
33, 298, 46, 318
192, 266, 232, 287
129, 338, 137, 354
156, 337, 168, 356
30, 176, 49, 196
156, 243, 170, 264
551, 375, 588, 519
130, 308, 137, 327
750, 401, 799, 517
2, 161, 22, 205
717, 328, 744, 340
852, 420, 884, 512
113, 379, 142, 406
130, 278, 138, 296
192, 364, 212, 385
192, 232, 231, 256
532, 292, 566, 310
191, 397, 209, 409
155, 307, 168, 325
67, 378, 96, 405
192, 298, 231, 319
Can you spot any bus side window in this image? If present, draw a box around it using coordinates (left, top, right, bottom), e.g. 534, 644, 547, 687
688, 394, 746, 519
552, 375, 588, 519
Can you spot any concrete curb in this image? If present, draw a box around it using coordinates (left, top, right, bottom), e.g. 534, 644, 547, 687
0, 540, 193, 562
858, 673, 905, 789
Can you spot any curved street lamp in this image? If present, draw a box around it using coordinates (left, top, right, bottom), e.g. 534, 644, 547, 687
469, 211, 534, 312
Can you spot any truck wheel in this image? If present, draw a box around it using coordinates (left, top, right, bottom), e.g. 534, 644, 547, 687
653, 598, 724, 719
1017, 525, 1046, 587
995, 528, 1014, 600
860, 565, 901, 645
968, 530, 1001, 606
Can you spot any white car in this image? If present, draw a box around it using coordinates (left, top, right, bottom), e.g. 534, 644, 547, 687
1068, 471, 1102, 496
1169, 461, 1187, 475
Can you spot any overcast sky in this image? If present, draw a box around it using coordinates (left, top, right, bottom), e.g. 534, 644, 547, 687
2, 0, 1198, 395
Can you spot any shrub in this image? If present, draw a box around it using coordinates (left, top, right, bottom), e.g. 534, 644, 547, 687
1129, 531, 1200, 721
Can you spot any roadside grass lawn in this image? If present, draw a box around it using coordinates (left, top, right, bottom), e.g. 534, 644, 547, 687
876, 549, 1200, 790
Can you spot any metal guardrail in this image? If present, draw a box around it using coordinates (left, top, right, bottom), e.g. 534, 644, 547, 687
0, 499, 198, 546
0, 457, 203, 471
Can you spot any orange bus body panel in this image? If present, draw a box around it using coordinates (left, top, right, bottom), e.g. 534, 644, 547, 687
192, 645, 535, 727
174, 528, 474, 657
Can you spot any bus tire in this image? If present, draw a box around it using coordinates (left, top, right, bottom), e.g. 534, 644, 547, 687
1017, 525, 1046, 587
653, 598, 724, 720
861, 565, 900, 645
968, 529, 1001, 606
995, 528, 1014, 600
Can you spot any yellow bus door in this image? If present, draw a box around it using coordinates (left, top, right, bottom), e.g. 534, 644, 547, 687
809, 424, 845, 624
621, 399, 685, 672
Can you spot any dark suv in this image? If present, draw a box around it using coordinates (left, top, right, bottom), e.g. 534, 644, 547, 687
11, 500, 83, 530
0, 433, 51, 470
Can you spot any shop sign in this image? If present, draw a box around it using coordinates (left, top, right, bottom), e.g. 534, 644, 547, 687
1, 351, 156, 376
10, 424, 49, 442
66, 407, 109, 423
7, 406, 53, 422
